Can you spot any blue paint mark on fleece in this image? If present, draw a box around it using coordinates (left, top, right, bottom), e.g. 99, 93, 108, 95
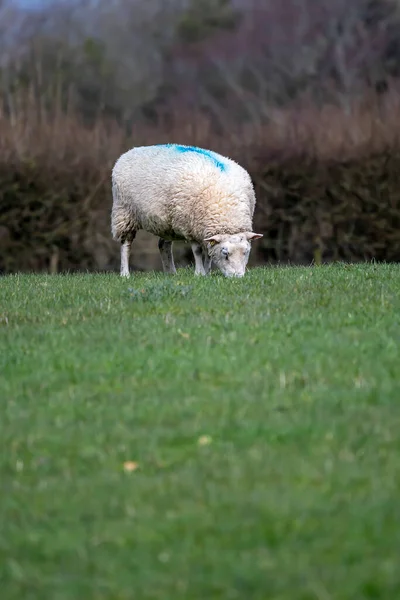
162, 144, 227, 172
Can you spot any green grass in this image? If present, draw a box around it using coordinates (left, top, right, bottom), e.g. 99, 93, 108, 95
1, 264, 400, 600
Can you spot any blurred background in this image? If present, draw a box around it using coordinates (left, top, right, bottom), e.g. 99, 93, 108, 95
1, 0, 400, 273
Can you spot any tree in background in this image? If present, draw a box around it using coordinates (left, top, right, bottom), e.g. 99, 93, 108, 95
1, 0, 400, 125
167, 0, 400, 120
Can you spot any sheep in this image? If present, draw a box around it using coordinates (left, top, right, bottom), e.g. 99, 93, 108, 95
111, 144, 263, 277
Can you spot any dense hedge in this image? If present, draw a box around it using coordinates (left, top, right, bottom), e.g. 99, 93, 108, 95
1, 97, 400, 273
251, 152, 400, 265
0, 159, 113, 274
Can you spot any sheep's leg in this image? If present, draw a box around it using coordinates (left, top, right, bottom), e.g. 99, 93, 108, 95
191, 243, 206, 276
203, 249, 212, 275
120, 231, 135, 277
159, 239, 177, 274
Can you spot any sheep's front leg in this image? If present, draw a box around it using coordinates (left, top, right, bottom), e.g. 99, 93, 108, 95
120, 231, 136, 277
191, 243, 206, 275
158, 239, 177, 274
203, 249, 212, 274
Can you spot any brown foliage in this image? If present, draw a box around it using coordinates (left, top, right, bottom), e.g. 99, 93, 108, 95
1, 87, 400, 273
0, 105, 125, 273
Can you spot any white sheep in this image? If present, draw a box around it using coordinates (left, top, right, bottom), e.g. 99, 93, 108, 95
111, 144, 263, 277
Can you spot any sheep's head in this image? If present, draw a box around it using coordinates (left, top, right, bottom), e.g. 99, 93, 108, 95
204, 232, 263, 277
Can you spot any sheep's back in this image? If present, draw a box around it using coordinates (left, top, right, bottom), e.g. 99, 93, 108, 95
112, 144, 255, 239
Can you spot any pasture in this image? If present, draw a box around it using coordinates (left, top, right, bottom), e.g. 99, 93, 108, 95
1, 264, 400, 599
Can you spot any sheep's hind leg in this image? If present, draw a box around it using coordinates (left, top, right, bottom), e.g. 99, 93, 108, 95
159, 239, 177, 274
191, 243, 206, 276
120, 231, 136, 277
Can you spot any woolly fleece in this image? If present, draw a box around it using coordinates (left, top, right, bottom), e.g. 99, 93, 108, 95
111, 144, 256, 243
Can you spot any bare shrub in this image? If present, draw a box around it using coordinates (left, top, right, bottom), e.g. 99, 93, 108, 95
2, 83, 400, 272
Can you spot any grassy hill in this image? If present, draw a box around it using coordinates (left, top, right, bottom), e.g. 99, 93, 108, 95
1, 264, 400, 599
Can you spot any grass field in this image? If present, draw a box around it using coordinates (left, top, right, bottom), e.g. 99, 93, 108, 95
1, 264, 400, 600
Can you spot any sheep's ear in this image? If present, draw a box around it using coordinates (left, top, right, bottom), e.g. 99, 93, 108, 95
245, 232, 263, 241
204, 235, 224, 246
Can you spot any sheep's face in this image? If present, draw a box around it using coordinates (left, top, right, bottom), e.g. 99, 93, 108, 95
204, 232, 263, 277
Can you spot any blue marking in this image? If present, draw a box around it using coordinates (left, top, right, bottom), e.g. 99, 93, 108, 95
161, 144, 227, 172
